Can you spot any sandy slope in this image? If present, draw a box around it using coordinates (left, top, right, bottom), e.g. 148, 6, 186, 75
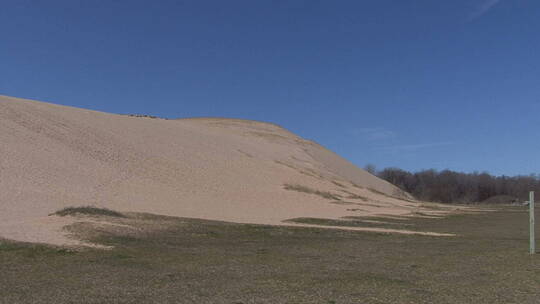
0, 95, 449, 246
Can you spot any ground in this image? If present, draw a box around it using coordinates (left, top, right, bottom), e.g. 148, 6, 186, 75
0, 205, 539, 304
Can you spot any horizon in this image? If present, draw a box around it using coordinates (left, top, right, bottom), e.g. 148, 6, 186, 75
2, 0, 539, 176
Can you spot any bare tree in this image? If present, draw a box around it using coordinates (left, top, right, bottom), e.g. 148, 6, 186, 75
377, 167, 540, 204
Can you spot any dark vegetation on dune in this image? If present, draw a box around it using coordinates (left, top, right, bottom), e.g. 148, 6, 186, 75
51, 206, 126, 218
283, 183, 342, 200
124, 114, 166, 119
369, 165, 540, 204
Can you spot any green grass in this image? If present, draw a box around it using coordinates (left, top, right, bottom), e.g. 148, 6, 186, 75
0, 240, 75, 257
51, 206, 126, 218
1, 206, 539, 303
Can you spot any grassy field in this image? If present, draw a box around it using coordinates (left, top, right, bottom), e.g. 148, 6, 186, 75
1, 206, 539, 304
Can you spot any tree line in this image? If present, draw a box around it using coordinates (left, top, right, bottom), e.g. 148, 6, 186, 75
367, 166, 540, 204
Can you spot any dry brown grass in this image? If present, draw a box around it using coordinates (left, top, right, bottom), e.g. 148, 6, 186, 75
1, 206, 539, 303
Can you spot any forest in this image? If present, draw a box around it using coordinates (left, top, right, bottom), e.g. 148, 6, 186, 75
370, 166, 540, 204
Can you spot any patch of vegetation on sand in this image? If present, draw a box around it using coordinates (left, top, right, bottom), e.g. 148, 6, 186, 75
340, 189, 370, 201
367, 187, 387, 196
329, 200, 357, 205
125, 114, 165, 119
285, 217, 408, 229
283, 184, 341, 200
50, 206, 126, 218
331, 180, 346, 188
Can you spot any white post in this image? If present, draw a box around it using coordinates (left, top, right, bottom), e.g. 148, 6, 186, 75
530, 191, 535, 254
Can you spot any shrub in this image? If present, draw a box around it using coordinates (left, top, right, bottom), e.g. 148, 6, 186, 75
51, 206, 126, 218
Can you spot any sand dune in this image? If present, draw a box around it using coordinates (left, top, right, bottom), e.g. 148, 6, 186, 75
0, 95, 448, 246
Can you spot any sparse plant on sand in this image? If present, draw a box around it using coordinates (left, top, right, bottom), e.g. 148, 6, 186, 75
283, 184, 342, 200
50, 206, 126, 218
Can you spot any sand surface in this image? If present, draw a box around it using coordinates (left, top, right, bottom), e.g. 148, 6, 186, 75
0, 95, 451, 246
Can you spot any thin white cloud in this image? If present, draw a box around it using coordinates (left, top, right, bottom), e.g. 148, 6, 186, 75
469, 0, 501, 20
355, 127, 396, 141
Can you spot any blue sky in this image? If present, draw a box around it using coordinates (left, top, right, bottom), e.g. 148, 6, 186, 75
1, 0, 539, 176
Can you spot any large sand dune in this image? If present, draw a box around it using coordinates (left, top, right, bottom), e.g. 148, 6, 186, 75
0, 95, 448, 246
